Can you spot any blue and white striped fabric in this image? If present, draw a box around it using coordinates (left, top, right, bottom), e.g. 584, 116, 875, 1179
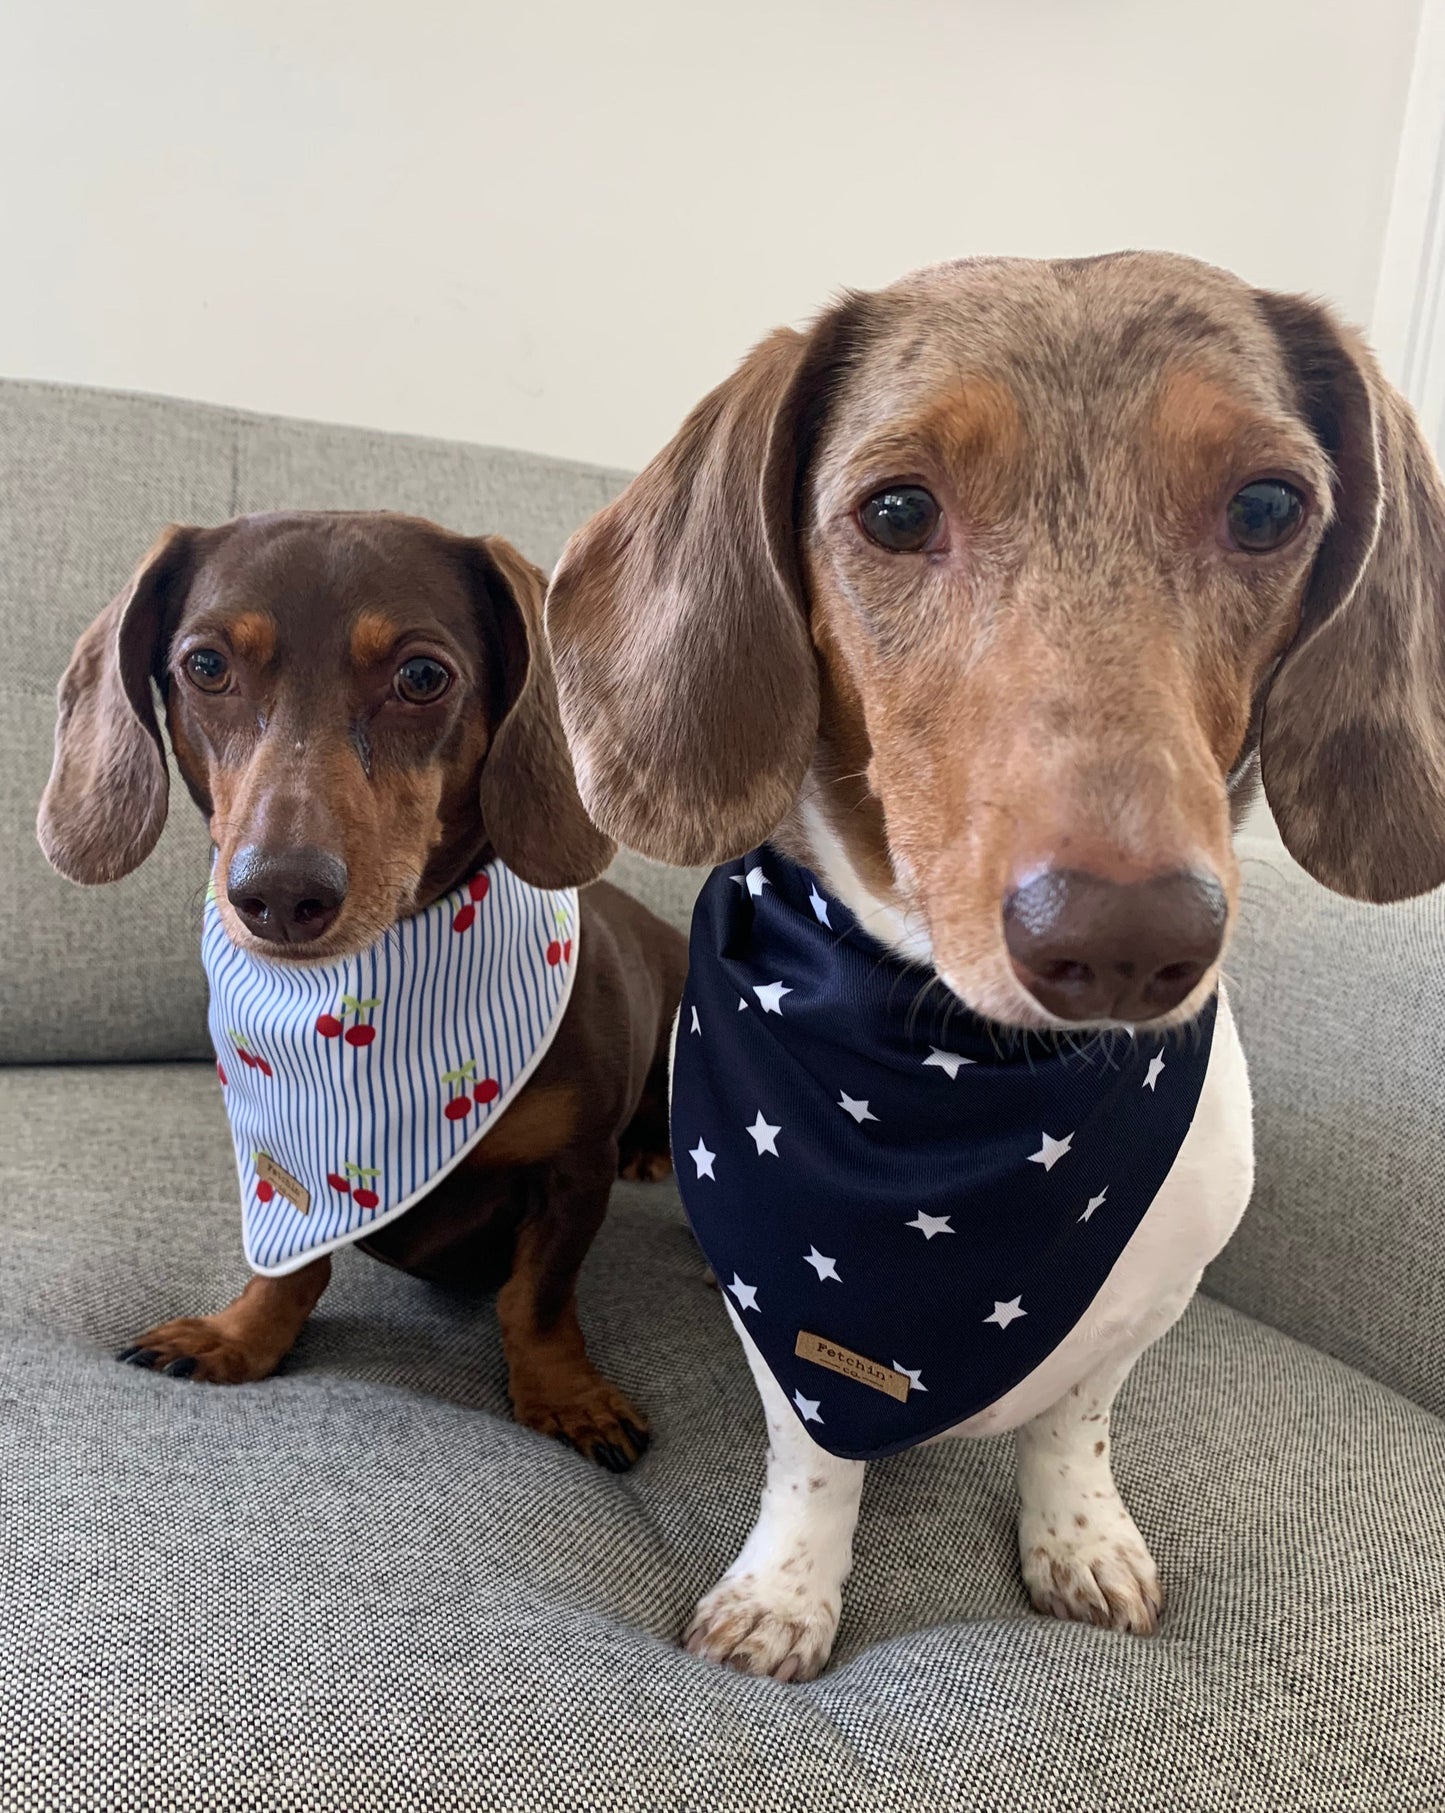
203, 861, 578, 1275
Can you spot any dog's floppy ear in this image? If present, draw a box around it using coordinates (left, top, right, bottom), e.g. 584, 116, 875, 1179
1256, 292, 1445, 902
470, 534, 617, 888
37, 525, 195, 884
545, 305, 860, 866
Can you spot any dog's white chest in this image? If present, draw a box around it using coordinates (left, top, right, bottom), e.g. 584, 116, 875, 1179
931, 989, 1254, 1440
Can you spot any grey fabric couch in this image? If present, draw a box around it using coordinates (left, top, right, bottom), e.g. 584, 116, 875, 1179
2, 375, 1442, 1813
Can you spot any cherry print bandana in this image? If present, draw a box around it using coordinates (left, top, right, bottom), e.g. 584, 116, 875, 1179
204, 861, 578, 1275
671, 845, 1217, 1461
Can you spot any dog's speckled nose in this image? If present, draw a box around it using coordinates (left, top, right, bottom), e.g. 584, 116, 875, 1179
227, 845, 348, 945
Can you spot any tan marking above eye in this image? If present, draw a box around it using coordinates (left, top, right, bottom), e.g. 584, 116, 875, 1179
350, 609, 400, 668
823, 377, 1026, 528
1146, 367, 1322, 512
227, 611, 276, 665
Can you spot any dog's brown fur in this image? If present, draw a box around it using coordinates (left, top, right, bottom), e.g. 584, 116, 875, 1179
38, 511, 687, 1470
547, 253, 1445, 1033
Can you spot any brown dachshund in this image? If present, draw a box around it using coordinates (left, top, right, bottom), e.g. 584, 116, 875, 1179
545, 252, 1445, 1671
38, 510, 686, 1471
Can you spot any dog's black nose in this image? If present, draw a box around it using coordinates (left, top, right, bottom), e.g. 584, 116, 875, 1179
227, 845, 348, 945
1003, 867, 1226, 1023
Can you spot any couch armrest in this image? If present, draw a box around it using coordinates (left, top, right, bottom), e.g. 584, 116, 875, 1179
1208, 835, 1445, 1417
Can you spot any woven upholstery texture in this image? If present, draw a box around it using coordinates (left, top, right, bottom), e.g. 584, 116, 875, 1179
2, 1062, 1443, 1812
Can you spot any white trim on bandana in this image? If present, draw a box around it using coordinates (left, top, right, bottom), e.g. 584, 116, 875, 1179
204, 861, 579, 1275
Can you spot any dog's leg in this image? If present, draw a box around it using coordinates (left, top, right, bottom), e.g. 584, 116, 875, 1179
1016, 1336, 1173, 1635
684, 1307, 864, 1682
118, 1255, 332, 1384
617, 1048, 673, 1183
496, 1144, 650, 1472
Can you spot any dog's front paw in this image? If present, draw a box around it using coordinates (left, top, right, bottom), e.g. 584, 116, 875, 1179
510, 1372, 651, 1473
683, 1570, 841, 1682
117, 1317, 280, 1385
1020, 1505, 1163, 1635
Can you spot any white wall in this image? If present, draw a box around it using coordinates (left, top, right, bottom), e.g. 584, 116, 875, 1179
1373, 0, 1445, 449
0, 0, 1423, 471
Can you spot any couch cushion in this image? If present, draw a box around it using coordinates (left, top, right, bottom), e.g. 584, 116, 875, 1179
1209, 836, 1445, 1420
0, 377, 629, 1065
2, 1063, 1440, 1811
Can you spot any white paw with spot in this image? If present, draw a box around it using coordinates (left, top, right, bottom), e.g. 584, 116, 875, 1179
683, 1564, 842, 1682
1019, 1499, 1163, 1635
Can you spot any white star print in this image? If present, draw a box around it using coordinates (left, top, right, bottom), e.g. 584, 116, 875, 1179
727, 1274, 760, 1313
984, 1296, 1027, 1329
838, 1091, 879, 1124
753, 980, 792, 1014
793, 1389, 823, 1425
689, 1005, 701, 1035
907, 1210, 954, 1240
729, 864, 770, 898
746, 1111, 781, 1156
803, 1246, 840, 1282
893, 1362, 927, 1393
808, 884, 831, 926
922, 1047, 974, 1079
688, 1138, 716, 1180
1080, 1188, 1108, 1223
1144, 1050, 1166, 1091
1028, 1130, 1074, 1171
737, 997, 748, 1011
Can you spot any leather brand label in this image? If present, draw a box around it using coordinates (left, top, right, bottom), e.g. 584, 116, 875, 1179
795, 1330, 909, 1401
255, 1152, 310, 1215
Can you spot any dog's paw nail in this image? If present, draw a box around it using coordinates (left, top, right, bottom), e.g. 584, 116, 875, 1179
162, 1356, 197, 1379
596, 1443, 632, 1473
620, 1420, 650, 1454
115, 1347, 142, 1363
121, 1348, 159, 1369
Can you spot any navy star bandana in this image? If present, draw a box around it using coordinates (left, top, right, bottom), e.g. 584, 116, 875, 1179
671, 846, 1217, 1461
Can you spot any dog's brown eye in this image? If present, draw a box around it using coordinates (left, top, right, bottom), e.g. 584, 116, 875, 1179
1226, 480, 1305, 553
859, 486, 942, 552
394, 657, 452, 704
185, 648, 231, 692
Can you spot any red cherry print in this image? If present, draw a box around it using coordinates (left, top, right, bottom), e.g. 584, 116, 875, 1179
474, 1077, 500, 1106
444, 1096, 472, 1122
546, 940, 562, 966
217, 1062, 228, 1087
467, 873, 490, 903
353, 1188, 380, 1211
563, 939, 573, 963
327, 1172, 351, 1194
344, 1025, 376, 1048
238, 1049, 258, 1069
316, 1014, 343, 1039
256, 1058, 273, 1078
453, 903, 476, 934
256, 1180, 275, 1203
